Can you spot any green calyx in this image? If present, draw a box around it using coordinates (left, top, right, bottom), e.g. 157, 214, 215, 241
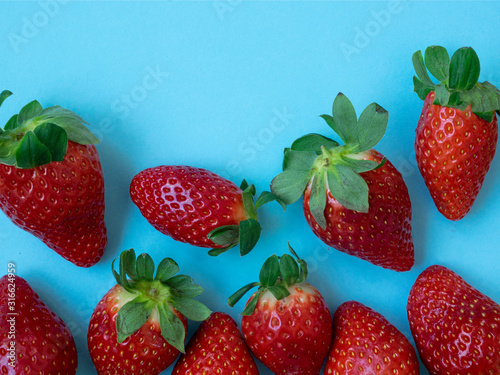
413, 46, 500, 122
111, 249, 211, 352
207, 179, 286, 257
0, 90, 99, 169
270, 93, 387, 229
227, 244, 308, 316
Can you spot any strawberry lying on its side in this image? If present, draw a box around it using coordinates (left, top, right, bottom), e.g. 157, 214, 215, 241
228, 245, 332, 375
130, 165, 284, 256
172, 312, 259, 375
88, 249, 211, 375
325, 301, 419, 374
407, 265, 500, 374
0, 274, 78, 374
0, 91, 106, 267
271, 93, 414, 271
412, 46, 500, 220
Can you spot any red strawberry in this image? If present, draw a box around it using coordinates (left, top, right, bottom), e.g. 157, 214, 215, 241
271, 93, 414, 271
130, 165, 283, 256
324, 301, 420, 374
0, 274, 78, 374
87, 249, 211, 375
0, 91, 106, 267
407, 265, 500, 374
172, 312, 259, 375
412, 46, 500, 220
229, 246, 332, 374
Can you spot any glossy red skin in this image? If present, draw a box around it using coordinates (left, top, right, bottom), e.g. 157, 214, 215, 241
415, 92, 498, 220
88, 284, 188, 375
130, 165, 248, 248
324, 301, 419, 375
303, 150, 414, 272
407, 265, 500, 375
0, 141, 107, 267
242, 283, 332, 375
173, 312, 259, 375
0, 275, 78, 374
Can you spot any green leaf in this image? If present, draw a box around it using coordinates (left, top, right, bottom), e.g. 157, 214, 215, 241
136, 253, 155, 282
461, 81, 500, 114
433, 84, 450, 106
283, 149, 319, 172
17, 100, 43, 125
170, 297, 211, 321
227, 282, 261, 307
167, 275, 203, 299
208, 225, 239, 246
268, 284, 290, 301
47, 116, 99, 144
241, 289, 262, 316
447, 92, 466, 109
4, 115, 20, 131
424, 46, 450, 82
338, 156, 380, 173
412, 50, 434, 86
239, 179, 249, 191
33, 123, 68, 162
449, 47, 480, 91
0, 90, 12, 109
242, 191, 257, 220
116, 297, 153, 343
327, 165, 369, 213
413, 76, 434, 101
290, 133, 339, 153
167, 275, 195, 289
255, 191, 286, 211
259, 254, 280, 287
279, 254, 299, 287
475, 111, 495, 123
207, 245, 234, 257
15, 131, 51, 169
121, 249, 138, 282
270, 170, 311, 205
155, 258, 180, 282
118, 249, 135, 293
38, 105, 87, 124
353, 102, 388, 152
326, 92, 358, 144
158, 302, 186, 353
111, 257, 121, 286
308, 172, 327, 229
238, 218, 261, 256
296, 258, 308, 284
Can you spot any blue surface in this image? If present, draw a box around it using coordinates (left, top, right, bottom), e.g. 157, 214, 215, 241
1, 1, 500, 374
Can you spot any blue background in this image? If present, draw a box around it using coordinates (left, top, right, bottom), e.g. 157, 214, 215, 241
1, 1, 500, 374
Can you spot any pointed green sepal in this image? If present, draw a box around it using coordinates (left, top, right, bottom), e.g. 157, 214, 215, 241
239, 218, 261, 256
158, 301, 187, 353
116, 296, 154, 343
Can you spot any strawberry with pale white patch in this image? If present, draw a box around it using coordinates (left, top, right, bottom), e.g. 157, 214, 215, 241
87, 249, 211, 375
172, 312, 259, 374
228, 245, 332, 375
271, 93, 414, 271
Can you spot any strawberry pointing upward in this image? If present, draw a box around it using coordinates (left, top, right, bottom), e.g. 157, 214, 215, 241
0, 91, 106, 267
412, 46, 500, 220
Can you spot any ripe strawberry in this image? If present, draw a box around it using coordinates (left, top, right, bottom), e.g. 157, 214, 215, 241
324, 301, 420, 374
130, 165, 283, 256
88, 249, 211, 375
412, 46, 500, 220
172, 312, 259, 375
228, 245, 332, 374
0, 274, 78, 374
407, 265, 500, 374
0, 91, 106, 267
271, 93, 414, 271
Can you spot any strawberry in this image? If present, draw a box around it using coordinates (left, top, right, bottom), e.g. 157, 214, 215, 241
87, 249, 211, 375
130, 165, 284, 256
172, 312, 259, 375
228, 245, 332, 374
0, 274, 78, 374
412, 46, 500, 220
324, 301, 420, 374
0, 91, 106, 267
407, 265, 500, 375
271, 93, 414, 271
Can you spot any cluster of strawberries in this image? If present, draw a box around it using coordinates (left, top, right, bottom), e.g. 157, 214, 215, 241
1, 45, 500, 374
